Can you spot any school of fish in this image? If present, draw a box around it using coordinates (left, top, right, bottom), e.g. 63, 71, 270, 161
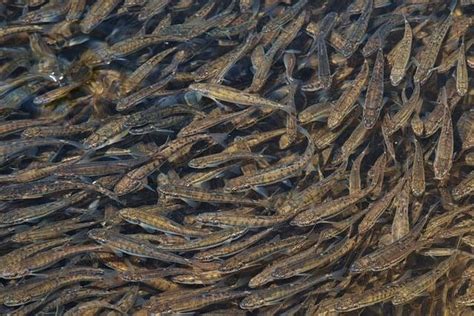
0, 0, 473, 315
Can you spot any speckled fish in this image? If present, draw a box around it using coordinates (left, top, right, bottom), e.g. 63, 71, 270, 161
158, 183, 268, 207
240, 270, 343, 310
224, 126, 314, 192
456, 38, 469, 96
333, 278, 406, 312
363, 49, 385, 129
0, 244, 103, 279
194, 228, 273, 262
328, 60, 369, 129
433, 90, 454, 180
0, 138, 83, 164
156, 227, 247, 252
363, 15, 404, 58
119, 208, 209, 237
121, 47, 177, 95
219, 235, 306, 273
80, 0, 124, 33
88, 228, 191, 265
83, 116, 129, 150
351, 212, 430, 273
0, 25, 43, 39
260, 0, 308, 46
10, 217, 96, 243
340, 0, 373, 57
137, 0, 171, 21
114, 133, 220, 195
0, 192, 88, 227
271, 236, 358, 280
390, 16, 413, 86
358, 177, 406, 235
192, 212, 288, 228
392, 255, 457, 305
413, 14, 453, 84
189, 83, 294, 114
149, 289, 250, 314
2, 267, 105, 306
0, 179, 120, 203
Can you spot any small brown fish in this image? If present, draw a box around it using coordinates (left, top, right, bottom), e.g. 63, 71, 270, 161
456, 38, 469, 96
390, 16, 413, 86
363, 49, 385, 129
328, 60, 369, 129
433, 90, 454, 180
413, 15, 453, 84
189, 83, 294, 114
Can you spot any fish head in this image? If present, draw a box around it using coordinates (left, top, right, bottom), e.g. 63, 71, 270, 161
240, 294, 265, 310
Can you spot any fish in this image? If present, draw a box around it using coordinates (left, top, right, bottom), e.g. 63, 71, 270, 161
179, 108, 253, 137
0, 138, 83, 164
3, 268, 106, 306
452, 171, 474, 201
333, 278, 406, 312
83, 116, 129, 150
328, 60, 369, 129
351, 211, 431, 273
456, 38, 469, 96
10, 218, 96, 243
279, 83, 298, 149
358, 177, 406, 235
413, 15, 453, 84
363, 49, 385, 129
340, 0, 373, 57
291, 184, 373, 227
21, 121, 97, 138
156, 227, 247, 252
219, 235, 306, 273
224, 126, 314, 192
0, 179, 120, 203
79, 0, 122, 33
189, 83, 294, 114
149, 289, 250, 314
298, 101, 332, 125
349, 145, 369, 193
88, 228, 191, 265
391, 184, 410, 242
248, 10, 306, 93
158, 183, 268, 207
240, 270, 343, 309
188, 150, 273, 169
384, 83, 421, 136
271, 236, 358, 280
421, 205, 473, 241
410, 137, 426, 197
192, 213, 288, 228
392, 255, 457, 305
114, 133, 219, 195
119, 208, 209, 237
363, 15, 404, 58
0, 237, 71, 277
121, 47, 177, 95
260, 0, 308, 46
194, 228, 273, 262
0, 25, 43, 39
0, 244, 103, 279
137, 0, 170, 21
115, 75, 174, 111
433, 89, 454, 180
390, 16, 413, 86
276, 167, 346, 216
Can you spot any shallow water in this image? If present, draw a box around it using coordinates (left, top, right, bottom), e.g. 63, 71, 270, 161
0, 0, 472, 315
